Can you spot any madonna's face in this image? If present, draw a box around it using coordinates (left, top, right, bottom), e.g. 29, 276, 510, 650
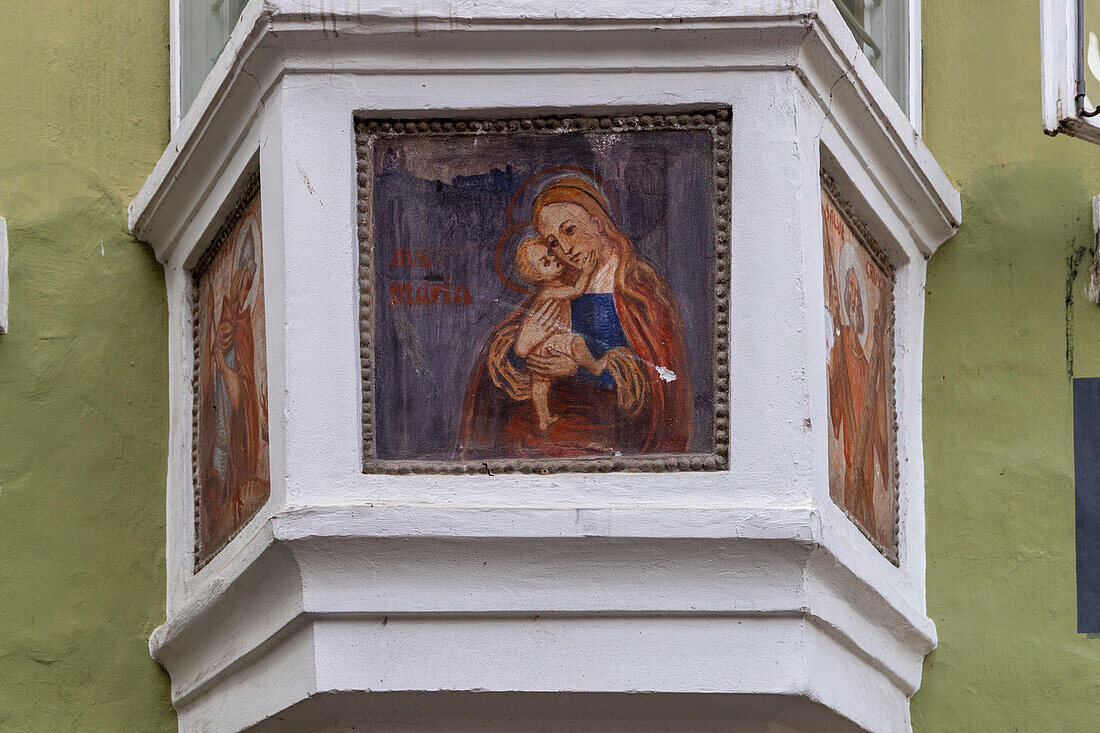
535, 202, 606, 267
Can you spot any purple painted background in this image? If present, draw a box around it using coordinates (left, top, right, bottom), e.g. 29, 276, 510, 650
370, 128, 716, 460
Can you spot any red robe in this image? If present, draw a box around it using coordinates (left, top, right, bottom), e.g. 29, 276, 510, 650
829, 324, 889, 534
215, 271, 262, 503
200, 268, 263, 537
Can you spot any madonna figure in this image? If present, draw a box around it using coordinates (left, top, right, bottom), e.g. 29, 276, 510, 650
457, 171, 692, 458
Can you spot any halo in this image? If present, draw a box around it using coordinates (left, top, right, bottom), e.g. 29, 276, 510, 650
837, 242, 871, 353
494, 223, 539, 296
493, 166, 619, 293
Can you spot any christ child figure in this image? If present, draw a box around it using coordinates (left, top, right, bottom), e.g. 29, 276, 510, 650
513, 236, 607, 433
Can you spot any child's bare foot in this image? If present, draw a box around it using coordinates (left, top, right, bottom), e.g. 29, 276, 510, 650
537, 414, 560, 434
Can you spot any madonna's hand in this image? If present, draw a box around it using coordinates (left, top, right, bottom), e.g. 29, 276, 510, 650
515, 300, 562, 357
526, 352, 578, 379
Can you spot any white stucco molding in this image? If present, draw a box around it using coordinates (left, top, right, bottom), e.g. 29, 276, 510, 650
129, 0, 959, 257
152, 505, 936, 731
131, 2, 960, 731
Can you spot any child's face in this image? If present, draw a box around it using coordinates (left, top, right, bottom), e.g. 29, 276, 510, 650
525, 242, 564, 282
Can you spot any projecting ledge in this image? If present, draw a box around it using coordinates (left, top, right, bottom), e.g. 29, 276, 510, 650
152, 504, 934, 733
247, 692, 870, 733
269, 503, 822, 541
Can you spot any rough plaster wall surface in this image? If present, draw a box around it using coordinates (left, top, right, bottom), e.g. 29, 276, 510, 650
914, 0, 1100, 730
0, 1, 175, 730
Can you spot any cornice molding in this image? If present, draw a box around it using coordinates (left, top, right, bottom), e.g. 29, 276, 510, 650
150, 504, 935, 721
128, 0, 959, 264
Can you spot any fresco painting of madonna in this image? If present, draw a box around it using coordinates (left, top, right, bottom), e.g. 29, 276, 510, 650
368, 121, 719, 465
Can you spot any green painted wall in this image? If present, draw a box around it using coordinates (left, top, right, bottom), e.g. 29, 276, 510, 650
914, 0, 1100, 729
0, 2, 175, 731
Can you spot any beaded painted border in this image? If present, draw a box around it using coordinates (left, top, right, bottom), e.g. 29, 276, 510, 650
190, 171, 262, 573
355, 109, 732, 475
820, 171, 901, 567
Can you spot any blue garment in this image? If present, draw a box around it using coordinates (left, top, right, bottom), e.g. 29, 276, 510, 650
508, 293, 626, 389
570, 293, 626, 388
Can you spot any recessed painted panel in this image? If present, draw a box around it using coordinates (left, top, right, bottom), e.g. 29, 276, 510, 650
356, 112, 731, 473
192, 180, 269, 569
822, 179, 899, 562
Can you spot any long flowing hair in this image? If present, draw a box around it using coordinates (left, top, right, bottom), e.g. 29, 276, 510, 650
531, 177, 679, 325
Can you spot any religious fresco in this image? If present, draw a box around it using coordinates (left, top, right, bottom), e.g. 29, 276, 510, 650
193, 186, 269, 568
358, 113, 730, 472
822, 182, 898, 560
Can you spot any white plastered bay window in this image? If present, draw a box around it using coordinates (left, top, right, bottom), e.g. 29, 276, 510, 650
135, 1, 959, 731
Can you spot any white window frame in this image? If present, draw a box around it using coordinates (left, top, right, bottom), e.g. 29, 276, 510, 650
169, 0, 181, 130
832, 0, 922, 129
1041, 0, 1100, 142
168, 0, 251, 131
169, 1, 923, 134
910, 0, 923, 129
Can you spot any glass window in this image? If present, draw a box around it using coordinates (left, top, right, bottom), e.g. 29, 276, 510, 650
180, 0, 250, 116
833, 0, 910, 115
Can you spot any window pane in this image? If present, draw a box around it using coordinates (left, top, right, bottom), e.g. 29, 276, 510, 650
1083, 0, 1100, 112
833, 0, 909, 115
180, 0, 250, 116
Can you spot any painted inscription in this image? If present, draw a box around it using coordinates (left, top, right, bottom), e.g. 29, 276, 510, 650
369, 127, 718, 463
195, 190, 269, 567
822, 185, 898, 558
